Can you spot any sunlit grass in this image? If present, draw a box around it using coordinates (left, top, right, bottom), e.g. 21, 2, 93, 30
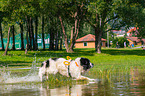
0, 48, 145, 85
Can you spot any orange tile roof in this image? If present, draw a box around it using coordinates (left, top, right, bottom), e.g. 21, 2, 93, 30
127, 27, 139, 33
126, 37, 145, 43
76, 34, 106, 42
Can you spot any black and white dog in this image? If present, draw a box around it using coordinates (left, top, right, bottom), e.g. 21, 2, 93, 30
39, 57, 94, 82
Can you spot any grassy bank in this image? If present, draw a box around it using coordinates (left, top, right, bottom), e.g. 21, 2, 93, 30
0, 48, 145, 84
0, 48, 145, 68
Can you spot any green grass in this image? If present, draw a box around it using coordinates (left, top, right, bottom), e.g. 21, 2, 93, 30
0, 48, 145, 85
0, 48, 145, 70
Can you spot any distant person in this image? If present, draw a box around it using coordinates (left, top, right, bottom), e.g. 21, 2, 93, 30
132, 44, 134, 47
124, 41, 126, 48
129, 42, 132, 48
116, 41, 118, 48
142, 47, 145, 50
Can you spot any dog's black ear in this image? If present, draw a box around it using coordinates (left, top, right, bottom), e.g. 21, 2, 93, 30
80, 58, 91, 71
46, 60, 49, 67
41, 63, 44, 67
80, 58, 90, 66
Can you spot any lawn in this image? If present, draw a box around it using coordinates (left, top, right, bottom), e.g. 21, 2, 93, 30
0, 48, 145, 85
0, 48, 145, 69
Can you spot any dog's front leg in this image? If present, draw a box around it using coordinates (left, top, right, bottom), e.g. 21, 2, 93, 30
39, 68, 45, 82
76, 75, 95, 81
39, 72, 43, 82
46, 73, 48, 80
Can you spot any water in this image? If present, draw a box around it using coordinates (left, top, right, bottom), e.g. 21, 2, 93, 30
0, 66, 40, 83
0, 65, 145, 96
0, 77, 145, 96
0, 53, 40, 83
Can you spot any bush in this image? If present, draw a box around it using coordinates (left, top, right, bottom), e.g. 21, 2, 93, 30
111, 37, 129, 48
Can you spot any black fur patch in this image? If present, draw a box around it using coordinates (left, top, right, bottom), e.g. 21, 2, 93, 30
52, 57, 58, 61
41, 63, 44, 67
46, 60, 49, 67
80, 58, 91, 71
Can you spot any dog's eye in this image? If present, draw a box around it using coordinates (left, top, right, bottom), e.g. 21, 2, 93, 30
85, 61, 89, 65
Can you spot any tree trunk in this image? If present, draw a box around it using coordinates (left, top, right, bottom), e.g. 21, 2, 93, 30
26, 16, 29, 52
25, 31, 29, 54
3, 27, 11, 55
30, 17, 35, 50
49, 28, 54, 50
0, 23, 4, 50
72, 19, 80, 50
34, 16, 38, 50
55, 31, 59, 50
25, 44, 28, 54
59, 15, 71, 52
95, 28, 102, 53
68, 26, 74, 52
59, 32, 62, 50
69, 17, 80, 52
29, 17, 32, 50
19, 23, 24, 50
11, 25, 15, 50
42, 15, 45, 50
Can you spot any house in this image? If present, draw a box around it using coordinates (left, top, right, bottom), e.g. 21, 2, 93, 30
126, 37, 145, 46
126, 27, 145, 46
112, 30, 126, 37
75, 34, 106, 48
127, 27, 139, 37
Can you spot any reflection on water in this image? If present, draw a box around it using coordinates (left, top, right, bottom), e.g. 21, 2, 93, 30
40, 84, 84, 96
0, 67, 145, 96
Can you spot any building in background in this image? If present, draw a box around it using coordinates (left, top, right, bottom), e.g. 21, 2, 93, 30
126, 27, 145, 46
75, 34, 106, 48
0, 34, 50, 49
126, 37, 145, 46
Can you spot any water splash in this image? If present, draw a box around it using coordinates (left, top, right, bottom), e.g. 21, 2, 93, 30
0, 53, 41, 84
0, 66, 40, 84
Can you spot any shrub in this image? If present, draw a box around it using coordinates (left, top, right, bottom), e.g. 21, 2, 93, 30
111, 37, 129, 48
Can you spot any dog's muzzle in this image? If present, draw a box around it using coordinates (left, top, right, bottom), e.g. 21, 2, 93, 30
90, 63, 94, 68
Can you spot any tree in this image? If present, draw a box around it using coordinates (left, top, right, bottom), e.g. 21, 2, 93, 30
38, 0, 58, 50
26, 16, 30, 50
0, 0, 19, 54
19, 22, 24, 50
34, 16, 38, 50
17, 0, 40, 51
3, 27, 11, 55
0, 11, 4, 50
86, 0, 121, 53
48, 16, 56, 50
0, 22, 4, 50
127, 1, 145, 38
41, 15, 45, 50
29, 17, 35, 50
11, 25, 16, 50
58, 0, 87, 52
86, 0, 145, 53
111, 37, 129, 48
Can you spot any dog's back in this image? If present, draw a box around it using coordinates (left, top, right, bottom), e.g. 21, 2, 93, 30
39, 58, 68, 81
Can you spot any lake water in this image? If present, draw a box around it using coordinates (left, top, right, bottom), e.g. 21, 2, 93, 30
0, 67, 145, 96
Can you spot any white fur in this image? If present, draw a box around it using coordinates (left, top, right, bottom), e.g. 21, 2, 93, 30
39, 58, 94, 82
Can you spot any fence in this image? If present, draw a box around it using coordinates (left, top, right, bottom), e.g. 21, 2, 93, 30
0, 34, 50, 49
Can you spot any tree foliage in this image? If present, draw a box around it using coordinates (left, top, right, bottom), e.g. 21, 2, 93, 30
86, 0, 145, 53
0, 0, 145, 54
111, 37, 129, 48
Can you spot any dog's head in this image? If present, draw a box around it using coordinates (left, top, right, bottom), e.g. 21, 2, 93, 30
75, 57, 94, 72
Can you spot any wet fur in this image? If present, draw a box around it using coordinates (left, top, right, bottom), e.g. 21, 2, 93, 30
39, 57, 94, 82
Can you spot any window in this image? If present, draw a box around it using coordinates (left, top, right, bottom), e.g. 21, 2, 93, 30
84, 42, 87, 46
